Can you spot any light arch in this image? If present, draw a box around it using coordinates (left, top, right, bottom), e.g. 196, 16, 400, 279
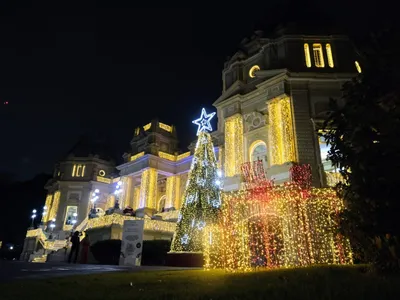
249, 140, 267, 162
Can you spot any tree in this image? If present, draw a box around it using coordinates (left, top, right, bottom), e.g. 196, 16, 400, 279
170, 131, 222, 252
322, 25, 400, 272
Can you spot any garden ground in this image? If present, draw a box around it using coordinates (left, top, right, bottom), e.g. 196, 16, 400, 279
2, 265, 400, 300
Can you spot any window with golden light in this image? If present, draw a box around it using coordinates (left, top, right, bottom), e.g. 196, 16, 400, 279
355, 61, 362, 73
72, 164, 86, 177
325, 44, 334, 68
248, 65, 260, 78
304, 43, 311, 68
312, 44, 325, 68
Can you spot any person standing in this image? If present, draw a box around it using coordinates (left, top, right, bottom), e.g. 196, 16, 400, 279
80, 233, 91, 264
68, 231, 80, 263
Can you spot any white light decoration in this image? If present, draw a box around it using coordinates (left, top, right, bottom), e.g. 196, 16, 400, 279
32, 209, 37, 214
192, 108, 216, 136
217, 169, 222, 177
215, 179, 221, 186
181, 234, 189, 245
95, 189, 100, 193
197, 221, 206, 230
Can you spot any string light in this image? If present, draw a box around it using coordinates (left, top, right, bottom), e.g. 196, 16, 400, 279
268, 96, 297, 165
139, 168, 158, 209
204, 164, 353, 272
170, 131, 221, 253
48, 191, 60, 221
166, 175, 180, 209
224, 114, 244, 176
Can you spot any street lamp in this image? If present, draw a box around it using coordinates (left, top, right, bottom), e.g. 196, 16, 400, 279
31, 209, 37, 228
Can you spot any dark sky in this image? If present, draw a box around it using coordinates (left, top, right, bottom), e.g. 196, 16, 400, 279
0, 1, 388, 180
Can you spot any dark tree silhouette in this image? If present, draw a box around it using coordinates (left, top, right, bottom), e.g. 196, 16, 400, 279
322, 24, 400, 272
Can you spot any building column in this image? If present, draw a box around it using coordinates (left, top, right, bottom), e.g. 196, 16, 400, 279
121, 176, 133, 208
267, 96, 297, 166
224, 114, 244, 177
139, 168, 158, 209
132, 186, 141, 210
165, 175, 181, 209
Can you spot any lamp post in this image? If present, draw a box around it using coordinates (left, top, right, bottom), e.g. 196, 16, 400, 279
31, 209, 37, 228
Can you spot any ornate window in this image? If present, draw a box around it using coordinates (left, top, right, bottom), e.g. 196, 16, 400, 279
158, 195, 166, 212
72, 164, 85, 177
325, 44, 334, 68
313, 44, 325, 68
249, 140, 268, 171
304, 44, 311, 68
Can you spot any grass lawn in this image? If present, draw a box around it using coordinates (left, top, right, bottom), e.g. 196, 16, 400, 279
2, 265, 400, 300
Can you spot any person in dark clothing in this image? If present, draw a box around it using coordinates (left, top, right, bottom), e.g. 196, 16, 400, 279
68, 231, 81, 263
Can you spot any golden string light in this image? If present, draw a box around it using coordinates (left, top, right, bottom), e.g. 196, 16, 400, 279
86, 213, 176, 233
204, 180, 353, 271
48, 191, 60, 221
268, 97, 296, 165
130, 151, 145, 162
166, 175, 180, 209
139, 168, 158, 209
224, 114, 244, 176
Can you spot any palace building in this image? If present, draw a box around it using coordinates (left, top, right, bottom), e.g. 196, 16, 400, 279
21, 30, 361, 262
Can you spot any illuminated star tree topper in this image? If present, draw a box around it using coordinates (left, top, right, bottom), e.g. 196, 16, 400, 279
192, 108, 216, 136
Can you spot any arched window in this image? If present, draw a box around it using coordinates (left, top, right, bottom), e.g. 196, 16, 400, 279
249, 140, 268, 171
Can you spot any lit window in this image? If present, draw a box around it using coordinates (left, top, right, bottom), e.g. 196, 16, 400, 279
313, 44, 325, 68
304, 44, 311, 68
325, 44, 334, 68
64, 206, 78, 226
72, 164, 86, 177
249, 140, 268, 171
355, 61, 362, 73
249, 65, 260, 78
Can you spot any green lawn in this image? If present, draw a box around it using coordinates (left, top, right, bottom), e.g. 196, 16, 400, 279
2, 265, 400, 300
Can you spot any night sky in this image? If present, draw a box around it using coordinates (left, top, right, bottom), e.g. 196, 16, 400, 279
0, 1, 387, 181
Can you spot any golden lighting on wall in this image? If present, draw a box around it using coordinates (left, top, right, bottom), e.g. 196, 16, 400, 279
177, 151, 190, 161
133, 187, 141, 210
42, 194, 53, 222
249, 65, 260, 78
143, 123, 152, 131
224, 114, 244, 177
86, 213, 176, 233
355, 61, 362, 73
326, 44, 334, 68
159, 122, 172, 132
204, 185, 353, 272
166, 175, 181, 209
139, 168, 158, 209
99, 170, 106, 176
130, 151, 145, 162
159, 151, 176, 161
96, 176, 111, 184
304, 43, 311, 68
268, 97, 297, 165
48, 191, 60, 221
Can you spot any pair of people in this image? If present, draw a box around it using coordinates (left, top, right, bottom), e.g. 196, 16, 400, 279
68, 231, 90, 264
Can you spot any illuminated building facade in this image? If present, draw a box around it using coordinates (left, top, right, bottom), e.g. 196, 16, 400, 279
22, 30, 361, 263
215, 30, 360, 190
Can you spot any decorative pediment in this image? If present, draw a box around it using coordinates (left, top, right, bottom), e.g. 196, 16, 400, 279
244, 111, 266, 132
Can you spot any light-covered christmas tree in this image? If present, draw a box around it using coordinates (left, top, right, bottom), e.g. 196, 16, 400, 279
170, 108, 222, 253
